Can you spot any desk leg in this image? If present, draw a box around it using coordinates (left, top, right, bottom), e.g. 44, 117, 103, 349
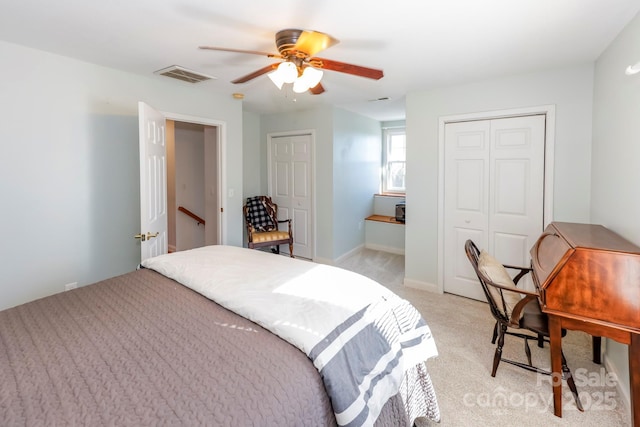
593, 336, 602, 364
549, 315, 563, 417
630, 334, 640, 426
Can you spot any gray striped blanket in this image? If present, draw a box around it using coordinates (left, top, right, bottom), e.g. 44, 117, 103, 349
142, 245, 440, 426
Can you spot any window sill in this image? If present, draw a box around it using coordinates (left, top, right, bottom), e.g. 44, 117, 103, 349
376, 193, 406, 198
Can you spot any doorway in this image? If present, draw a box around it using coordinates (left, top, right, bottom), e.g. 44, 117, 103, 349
267, 131, 315, 259
138, 102, 225, 262
167, 120, 220, 252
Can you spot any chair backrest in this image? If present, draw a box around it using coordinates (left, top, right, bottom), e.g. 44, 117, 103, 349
244, 196, 278, 232
464, 239, 510, 324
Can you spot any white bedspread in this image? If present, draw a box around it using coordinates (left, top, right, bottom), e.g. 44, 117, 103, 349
142, 245, 438, 426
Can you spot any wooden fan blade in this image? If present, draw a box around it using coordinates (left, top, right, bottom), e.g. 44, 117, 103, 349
310, 57, 384, 80
199, 46, 281, 58
294, 30, 339, 57
308, 82, 325, 95
232, 63, 279, 84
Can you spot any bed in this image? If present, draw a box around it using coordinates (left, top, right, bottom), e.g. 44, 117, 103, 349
0, 245, 439, 426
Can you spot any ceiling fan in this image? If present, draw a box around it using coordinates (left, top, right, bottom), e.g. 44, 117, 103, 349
199, 29, 384, 95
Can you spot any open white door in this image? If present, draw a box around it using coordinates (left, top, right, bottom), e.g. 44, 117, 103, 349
137, 101, 168, 262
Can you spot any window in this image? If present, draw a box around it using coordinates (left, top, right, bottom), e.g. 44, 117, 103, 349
382, 127, 406, 193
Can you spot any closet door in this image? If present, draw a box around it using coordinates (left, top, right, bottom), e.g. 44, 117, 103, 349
443, 115, 545, 300
269, 134, 314, 259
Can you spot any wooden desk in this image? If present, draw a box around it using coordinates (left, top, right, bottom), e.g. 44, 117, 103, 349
530, 222, 640, 425
548, 314, 640, 423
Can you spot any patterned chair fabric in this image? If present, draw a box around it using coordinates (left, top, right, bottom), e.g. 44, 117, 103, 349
243, 196, 294, 257
245, 197, 276, 232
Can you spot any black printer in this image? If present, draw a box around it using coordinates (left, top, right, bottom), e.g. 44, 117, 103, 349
395, 201, 405, 222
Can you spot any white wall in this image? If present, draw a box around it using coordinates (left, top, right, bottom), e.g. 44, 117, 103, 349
374, 195, 404, 217
0, 40, 244, 311
242, 111, 263, 199
332, 109, 381, 258
404, 64, 594, 289
591, 11, 640, 405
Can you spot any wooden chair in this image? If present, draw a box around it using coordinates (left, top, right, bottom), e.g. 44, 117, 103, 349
244, 196, 294, 257
464, 239, 582, 411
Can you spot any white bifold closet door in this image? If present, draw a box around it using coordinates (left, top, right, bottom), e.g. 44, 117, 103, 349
443, 115, 546, 301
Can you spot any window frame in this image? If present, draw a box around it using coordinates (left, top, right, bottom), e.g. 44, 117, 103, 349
381, 127, 406, 195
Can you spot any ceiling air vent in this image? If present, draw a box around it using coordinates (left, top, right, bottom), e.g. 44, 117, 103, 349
154, 65, 216, 83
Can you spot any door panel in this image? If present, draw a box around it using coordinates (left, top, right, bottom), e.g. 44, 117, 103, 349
455, 227, 485, 279
489, 116, 545, 290
444, 121, 490, 300
456, 159, 485, 212
293, 162, 309, 198
293, 209, 309, 247
452, 226, 486, 299
138, 102, 168, 261
269, 134, 313, 259
274, 161, 290, 198
444, 115, 545, 299
493, 159, 528, 215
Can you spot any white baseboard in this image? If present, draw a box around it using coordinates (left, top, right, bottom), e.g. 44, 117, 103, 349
313, 256, 335, 266
314, 245, 367, 266
335, 245, 365, 264
602, 351, 631, 413
403, 277, 441, 293
364, 243, 405, 255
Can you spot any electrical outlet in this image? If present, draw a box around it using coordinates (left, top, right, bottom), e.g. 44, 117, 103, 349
64, 282, 78, 291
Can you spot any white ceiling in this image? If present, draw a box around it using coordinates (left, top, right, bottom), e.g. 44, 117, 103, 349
1, 0, 639, 121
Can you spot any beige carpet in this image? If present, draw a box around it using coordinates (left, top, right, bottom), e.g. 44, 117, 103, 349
336, 248, 631, 426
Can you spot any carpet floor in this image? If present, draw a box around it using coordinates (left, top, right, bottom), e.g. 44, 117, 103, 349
336, 248, 631, 426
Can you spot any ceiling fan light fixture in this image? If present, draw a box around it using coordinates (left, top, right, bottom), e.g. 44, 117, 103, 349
277, 61, 298, 83
292, 78, 309, 93
268, 70, 285, 89
200, 28, 384, 93
302, 66, 323, 88
293, 66, 323, 93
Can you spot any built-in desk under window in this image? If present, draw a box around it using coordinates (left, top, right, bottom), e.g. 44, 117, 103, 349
365, 214, 405, 225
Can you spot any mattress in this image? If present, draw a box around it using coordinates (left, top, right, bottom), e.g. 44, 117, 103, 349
0, 247, 439, 426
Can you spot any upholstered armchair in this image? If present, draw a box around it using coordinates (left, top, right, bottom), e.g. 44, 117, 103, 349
243, 196, 294, 257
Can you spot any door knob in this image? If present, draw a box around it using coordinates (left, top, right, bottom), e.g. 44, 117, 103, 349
134, 232, 159, 241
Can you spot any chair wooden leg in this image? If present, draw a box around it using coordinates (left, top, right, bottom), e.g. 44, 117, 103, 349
524, 337, 533, 366
492, 321, 498, 344
288, 241, 294, 258
492, 325, 507, 377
